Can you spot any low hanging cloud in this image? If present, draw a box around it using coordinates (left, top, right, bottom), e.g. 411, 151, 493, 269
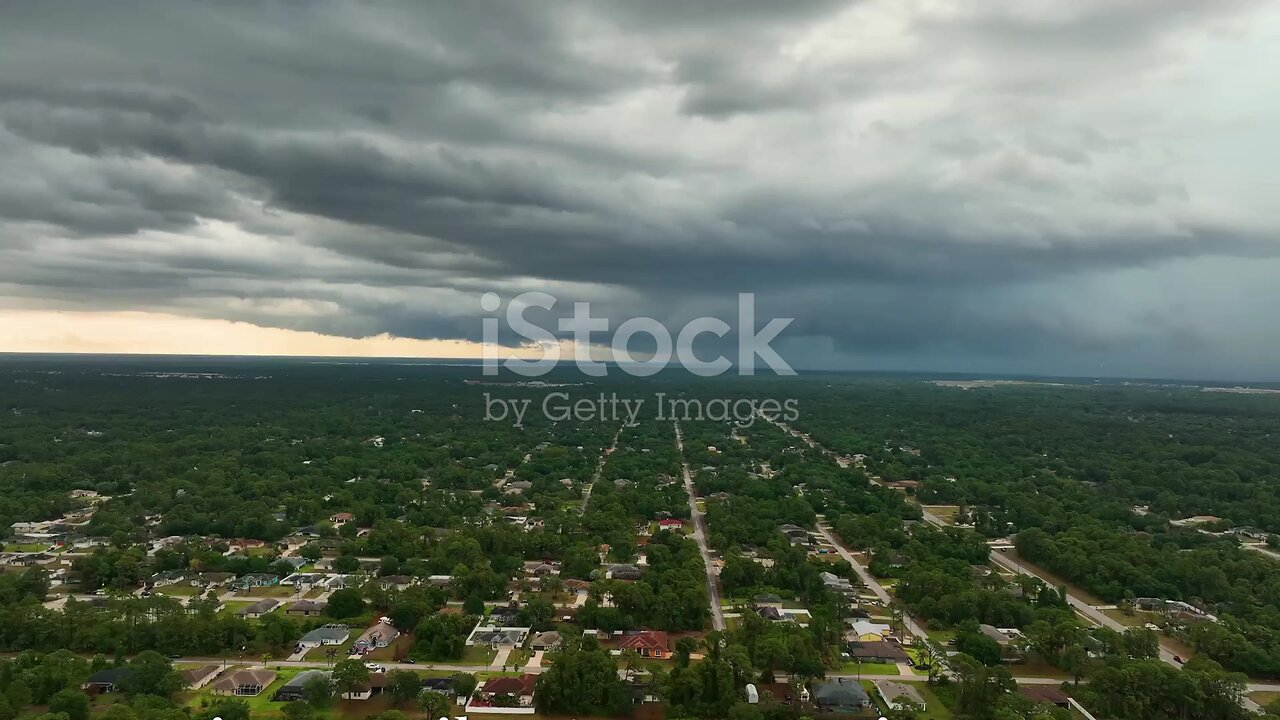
0, 0, 1278, 378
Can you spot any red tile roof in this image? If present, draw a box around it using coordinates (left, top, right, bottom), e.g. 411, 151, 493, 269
619, 631, 669, 651
481, 674, 537, 696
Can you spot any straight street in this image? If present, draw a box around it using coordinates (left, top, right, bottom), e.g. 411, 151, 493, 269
673, 419, 726, 632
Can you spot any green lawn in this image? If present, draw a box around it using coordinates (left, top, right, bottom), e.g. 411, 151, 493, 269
837, 661, 900, 675
862, 679, 954, 719
461, 645, 497, 665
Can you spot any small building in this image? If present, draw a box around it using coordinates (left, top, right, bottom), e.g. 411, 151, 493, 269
236, 598, 280, 619
181, 665, 223, 690
873, 680, 926, 711
847, 641, 910, 664
377, 575, 414, 591
286, 599, 327, 617
469, 674, 537, 713
531, 631, 562, 651
299, 624, 351, 648
606, 564, 642, 580
849, 619, 892, 642
618, 630, 670, 658
234, 573, 279, 589
753, 593, 784, 608
82, 667, 131, 694
212, 667, 276, 697
810, 678, 871, 712
355, 620, 399, 651
1018, 685, 1070, 708
467, 624, 531, 647
274, 670, 330, 702
420, 676, 456, 699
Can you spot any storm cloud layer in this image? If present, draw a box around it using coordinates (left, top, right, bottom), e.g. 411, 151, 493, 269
1, 1, 1278, 378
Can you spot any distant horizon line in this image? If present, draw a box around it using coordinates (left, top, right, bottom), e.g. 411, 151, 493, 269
1, 349, 1277, 387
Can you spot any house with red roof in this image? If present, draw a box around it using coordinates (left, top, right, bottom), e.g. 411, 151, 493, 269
467, 673, 537, 713
618, 630, 670, 658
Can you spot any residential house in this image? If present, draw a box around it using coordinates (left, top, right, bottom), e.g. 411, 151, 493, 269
212, 667, 276, 697
234, 573, 279, 589
344, 673, 387, 700
617, 630, 670, 658
468, 674, 537, 713
376, 575, 414, 591
236, 598, 280, 619
848, 620, 892, 642
82, 668, 131, 694
274, 670, 330, 702
330, 512, 354, 525
656, 519, 684, 531
191, 571, 235, 588
757, 606, 786, 622
1018, 686, 1070, 708
979, 624, 1021, 647
354, 620, 399, 651
531, 631, 562, 651
847, 641, 910, 664
181, 665, 223, 690
753, 593, 784, 608
523, 561, 559, 577
467, 624, 531, 647
873, 680, 926, 711
419, 676, 456, 700
147, 570, 186, 587
488, 605, 521, 626
810, 678, 871, 712
606, 564, 642, 580
819, 571, 856, 594
286, 599, 327, 617
299, 624, 351, 648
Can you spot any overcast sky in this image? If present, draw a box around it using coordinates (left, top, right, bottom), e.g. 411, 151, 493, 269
1, 1, 1278, 380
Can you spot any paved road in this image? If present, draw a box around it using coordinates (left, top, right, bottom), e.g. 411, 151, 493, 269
766, 415, 1272, 708
673, 420, 726, 632
581, 424, 624, 512
814, 520, 932, 645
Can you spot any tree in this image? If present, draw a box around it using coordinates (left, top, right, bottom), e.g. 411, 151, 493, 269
47, 690, 89, 720
120, 652, 182, 698
195, 699, 249, 720
462, 595, 485, 616
386, 670, 421, 706
417, 689, 451, 720
4, 680, 31, 711
331, 659, 370, 699
281, 702, 316, 720
301, 673, 335, 708
955, 627, 1003, 667
0, 696, 13, 720
451, 672, 477, 699
534, 642, 630, 716
952, 654, 1015, 720
325, 588, 365, 618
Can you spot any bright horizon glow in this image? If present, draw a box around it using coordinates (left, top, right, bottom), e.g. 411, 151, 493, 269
0, 309, 557, 359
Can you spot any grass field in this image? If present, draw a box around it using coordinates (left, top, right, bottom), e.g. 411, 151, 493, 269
837, 661, 901, 675
861, 679, 954, 719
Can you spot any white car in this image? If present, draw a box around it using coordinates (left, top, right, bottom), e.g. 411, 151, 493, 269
364, 663, 385, 673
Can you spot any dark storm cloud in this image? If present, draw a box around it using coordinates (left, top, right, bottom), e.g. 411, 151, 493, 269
0, 0, 1278, 377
